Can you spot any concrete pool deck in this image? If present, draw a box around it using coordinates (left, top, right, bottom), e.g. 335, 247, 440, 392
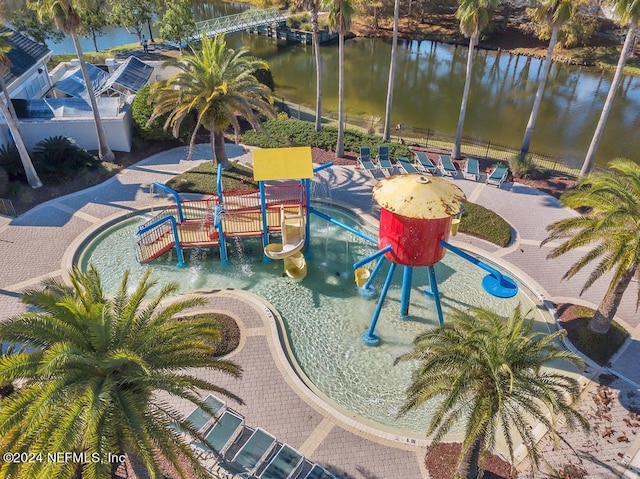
1, 143, 640, 479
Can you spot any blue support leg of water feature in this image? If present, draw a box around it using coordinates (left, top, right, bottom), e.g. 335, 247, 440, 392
303, 178, 312, 257
399, 266, 413, 320
358, 255, 386, 299
310, 207, 377, 243
362, 262, 397, 346
440, 241, 518, 298
353, 244, 393, 269
152, 182, 184, 223
259, 181, 270, 263
425, 265, 443, 326
216, 163, 224, 206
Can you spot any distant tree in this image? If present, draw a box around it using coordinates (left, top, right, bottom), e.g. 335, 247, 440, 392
157, 0, 195, 53
520, 0, 574, 157
323, 0, 355, 158
383, 0, 400, 141
35, 0, 115, 162
78, 0, 110, 52
108, 0, 154, 41
299, 0, 323, 131
0, 32, 41, 187
451, 0, 500, 159
9, 6, 65, 47
580, 0, 640, 176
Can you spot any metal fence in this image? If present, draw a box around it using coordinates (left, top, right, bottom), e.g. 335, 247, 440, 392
0, 198, 16, 218
275, 98, 582, 178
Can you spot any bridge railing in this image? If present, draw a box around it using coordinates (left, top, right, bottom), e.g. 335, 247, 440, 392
195, 7, 285, 38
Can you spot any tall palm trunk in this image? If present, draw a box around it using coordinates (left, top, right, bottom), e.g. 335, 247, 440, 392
383, 0, 400, 142
0, 94, 42, 188
589, 266, 636, 333
311, 2, 322, 132
70, 31, 115, 162
452, 32, 478, 159
520, 26, 558, 156
336, 31, 345, 158
580, 25, 635, 177
455, 433, 484, 479
211, 122, 230, 170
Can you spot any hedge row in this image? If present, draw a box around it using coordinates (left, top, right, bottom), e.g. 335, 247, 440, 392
241, 118, 413, 159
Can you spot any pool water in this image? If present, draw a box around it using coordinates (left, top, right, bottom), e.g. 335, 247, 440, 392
79, 206, 552, 436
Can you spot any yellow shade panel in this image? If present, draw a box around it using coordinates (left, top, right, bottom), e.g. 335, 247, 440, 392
252, 147, 314, 181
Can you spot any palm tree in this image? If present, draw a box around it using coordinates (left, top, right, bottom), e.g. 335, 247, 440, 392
0, 265, 242, 479
0, 32, 42, 188
323, 0, 354, 158
580, 0, 640, 177
148, 34, 275, 169
451, 0, 499, 159
520, 0, 574, 157
383, 0, 401, 142
397, 305, 587, 479
301, 0, 323, 132
543, 158, 640, 333
36, 0, 115, 162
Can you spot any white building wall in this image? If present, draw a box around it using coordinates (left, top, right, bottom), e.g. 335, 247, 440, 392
0, 107, 133, 153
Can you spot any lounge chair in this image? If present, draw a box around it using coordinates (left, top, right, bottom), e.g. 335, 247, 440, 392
202, 409, 245, 456
486, 165, 509, 188
438, 155, 457, 177
258, 444, 304, 479
303, 464, 337, 479
220, 427, 277, 477
357, 146, 377, 172
376, 145, 393, 170
184, 394, 226, 432
414, 152, 437, 174
396, 157, 418, 174
464, 158, 480, 181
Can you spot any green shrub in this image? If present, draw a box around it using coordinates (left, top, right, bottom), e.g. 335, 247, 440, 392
0, 166, 9, 197
509, 154, 544, 180
32, 136, 99, 184
131, 85, 195, 142
253, 67, 275, 91
286, 12, 310, 29
567, 306, 629, 365
0, 144, 25, 182
241, 118, 412, 159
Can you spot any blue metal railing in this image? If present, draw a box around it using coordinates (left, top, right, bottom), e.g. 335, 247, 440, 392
195, 7, 286, 39
137, 215, 185, 267
152, 182, 184, 223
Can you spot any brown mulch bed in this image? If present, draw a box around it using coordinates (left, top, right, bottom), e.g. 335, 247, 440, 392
176, 312, 241, 357
426, 443, 518, 479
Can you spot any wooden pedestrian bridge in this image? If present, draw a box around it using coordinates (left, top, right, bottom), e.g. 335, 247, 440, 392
194, 7, 286, 40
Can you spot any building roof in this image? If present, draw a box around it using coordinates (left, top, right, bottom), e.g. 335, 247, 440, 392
53, 63, 110, 100
0, 26, 51, 86
12, 97, 124, 120
97, 56, 153, 95
252, 147, 314, 181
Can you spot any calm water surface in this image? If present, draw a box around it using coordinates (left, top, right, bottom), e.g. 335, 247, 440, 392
49, 0, 639, 167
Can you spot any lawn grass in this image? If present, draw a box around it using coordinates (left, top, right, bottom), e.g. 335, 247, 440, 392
167, 162, 257, 194
558, 304, 629, 366
459, 202, 512, 247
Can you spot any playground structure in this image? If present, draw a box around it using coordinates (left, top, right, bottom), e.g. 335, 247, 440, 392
136, 147, 518, 346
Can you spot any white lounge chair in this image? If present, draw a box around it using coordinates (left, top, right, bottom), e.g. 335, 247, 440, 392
414, 152, 437, 174
464, 158, 480, 181
438, 155, 457, 177
486, 165, 509, 188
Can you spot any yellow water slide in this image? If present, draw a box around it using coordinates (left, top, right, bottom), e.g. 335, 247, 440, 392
264, 206, 307, 280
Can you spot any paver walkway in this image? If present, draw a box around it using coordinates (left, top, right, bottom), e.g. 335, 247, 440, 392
1, 145, 639, 478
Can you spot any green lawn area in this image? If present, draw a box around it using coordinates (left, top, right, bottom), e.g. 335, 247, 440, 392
459, 202, 512, 247
167, 162, 256, 193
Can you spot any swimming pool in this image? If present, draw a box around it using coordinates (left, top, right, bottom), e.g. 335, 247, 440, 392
77, 204, 554, 436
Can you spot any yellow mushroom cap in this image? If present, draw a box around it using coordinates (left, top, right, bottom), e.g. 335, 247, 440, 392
372, 174, 466, 219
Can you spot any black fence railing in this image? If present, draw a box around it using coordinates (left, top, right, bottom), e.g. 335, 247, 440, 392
0, 198, 16, 217
275, 98, 582, 178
